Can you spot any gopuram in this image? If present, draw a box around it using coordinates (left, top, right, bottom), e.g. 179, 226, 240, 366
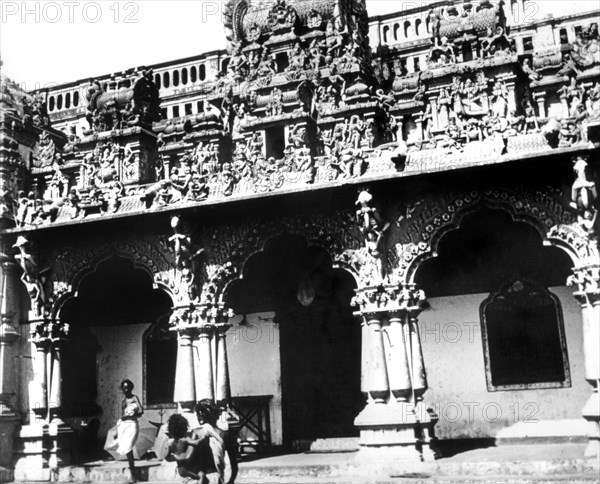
0, 0, 599, 480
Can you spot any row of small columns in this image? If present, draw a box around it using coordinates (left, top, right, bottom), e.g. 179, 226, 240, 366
171, 303, 234, 418
353, 284, 436, 461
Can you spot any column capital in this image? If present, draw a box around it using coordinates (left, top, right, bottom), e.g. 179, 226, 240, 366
169, 303, 234, 332
568, 264, 600, 306
30, 318, 69, 347
353, 283, 426, 316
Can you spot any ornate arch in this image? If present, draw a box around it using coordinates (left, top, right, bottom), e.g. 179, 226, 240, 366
394, 186, 578, 285
49, 235, 176, 319
199, 212, 361, 304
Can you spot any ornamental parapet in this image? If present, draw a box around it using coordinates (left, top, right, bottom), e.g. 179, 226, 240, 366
1, 1, 598, 234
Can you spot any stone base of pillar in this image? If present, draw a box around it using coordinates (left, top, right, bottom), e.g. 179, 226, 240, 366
0, 413, 20, 468
354, 402, 422, 462
14, 423, 51, 482
48, 420, 76, 468
582, 390, 600, 458
416, 402, 439, 461
0, 396, 20, 469
14, 421, 76, 481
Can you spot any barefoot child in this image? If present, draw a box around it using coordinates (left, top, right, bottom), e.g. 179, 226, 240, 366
166, 414, 202, 482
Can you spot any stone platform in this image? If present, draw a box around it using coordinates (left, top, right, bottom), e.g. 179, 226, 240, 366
4, 443, 599, 484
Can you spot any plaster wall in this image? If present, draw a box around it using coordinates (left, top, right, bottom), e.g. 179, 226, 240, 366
84, 312, 283, 445
89, 324, 150, 438
419, 286, 588, 439
227, 313, 283, 446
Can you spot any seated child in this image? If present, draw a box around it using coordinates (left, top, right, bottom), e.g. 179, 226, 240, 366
166, 413, 202, 481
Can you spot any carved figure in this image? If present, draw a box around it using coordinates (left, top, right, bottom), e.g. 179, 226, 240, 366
13, 236, 49, 318
571, 156, 598, 227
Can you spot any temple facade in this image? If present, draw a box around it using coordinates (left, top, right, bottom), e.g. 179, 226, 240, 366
0, 0, 599, 480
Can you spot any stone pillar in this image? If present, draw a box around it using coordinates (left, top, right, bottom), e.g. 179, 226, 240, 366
0, 256, 21, 470
194, 324, 215, 402
533, 91, 547, 119
387, 312, 411, 403
412, 113, 424, 142
15, 320, 74, 480
570, 265, 600, 458
213, 308, 241, 436
429, 97, 439, 132
364, 313, 389, 403
171, 308, 197, 413
353, 284, 434, 462
505, 80, 517, 116
214, 321, 231, 405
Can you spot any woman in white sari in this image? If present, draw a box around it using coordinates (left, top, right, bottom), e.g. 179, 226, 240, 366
108, 379, 143, 482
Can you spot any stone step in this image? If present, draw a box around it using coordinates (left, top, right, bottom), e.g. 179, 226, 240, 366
309, 437, 360, 453
13, 444, 600, 483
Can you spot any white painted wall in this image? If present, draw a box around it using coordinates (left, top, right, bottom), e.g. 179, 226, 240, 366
227, 313, 283, 446
419, 287, 588, 439
84, 313, 284, 444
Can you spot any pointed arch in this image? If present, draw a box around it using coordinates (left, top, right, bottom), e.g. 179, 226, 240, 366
395, 187, 579, 285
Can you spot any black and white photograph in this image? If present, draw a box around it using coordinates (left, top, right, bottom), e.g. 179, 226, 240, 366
0, 0, 599, 482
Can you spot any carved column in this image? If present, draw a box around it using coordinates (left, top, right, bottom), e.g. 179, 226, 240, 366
0, 255, 20, 469
15, 319, 74, 479
364, 313, 389, 403
171, 308, 197, 413
563, 155, 600, 458
387, 312, 411, 403
214, 317, 232, 405
429, 96, 440, 132
533, 91, 547, 119
412, 113, 424, 142
570, 265, 600, 458
194, 321, 215, 403
353, 283, 434, 462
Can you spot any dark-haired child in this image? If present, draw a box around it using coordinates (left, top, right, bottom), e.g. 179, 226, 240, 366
166, 413, 202, 482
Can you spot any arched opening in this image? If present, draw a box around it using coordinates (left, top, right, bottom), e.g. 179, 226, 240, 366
415, 208, 571, 297
393, 23, 400, 42
415, 18, 422, 36
65, 92, 71, 109
57, 94, 63, 110
60, 256, 172, 452
73, 91, 79, 107
462, 42, 474, 62
155, 73, 161, 89
182, 67, 188, 85
199, 64, 206, 81
191, 66, 197, 83
404, 20, 412, 38
173, 70, 180, 87
163, 71, 170, 88
382, 25, 390, 44
49, 96, 55, 111
223, 234, 361, 447
414, 207, 579, 441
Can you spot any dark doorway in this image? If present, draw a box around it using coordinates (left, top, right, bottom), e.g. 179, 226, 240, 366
226, 234, 361, 445
59, 256, 172, 433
